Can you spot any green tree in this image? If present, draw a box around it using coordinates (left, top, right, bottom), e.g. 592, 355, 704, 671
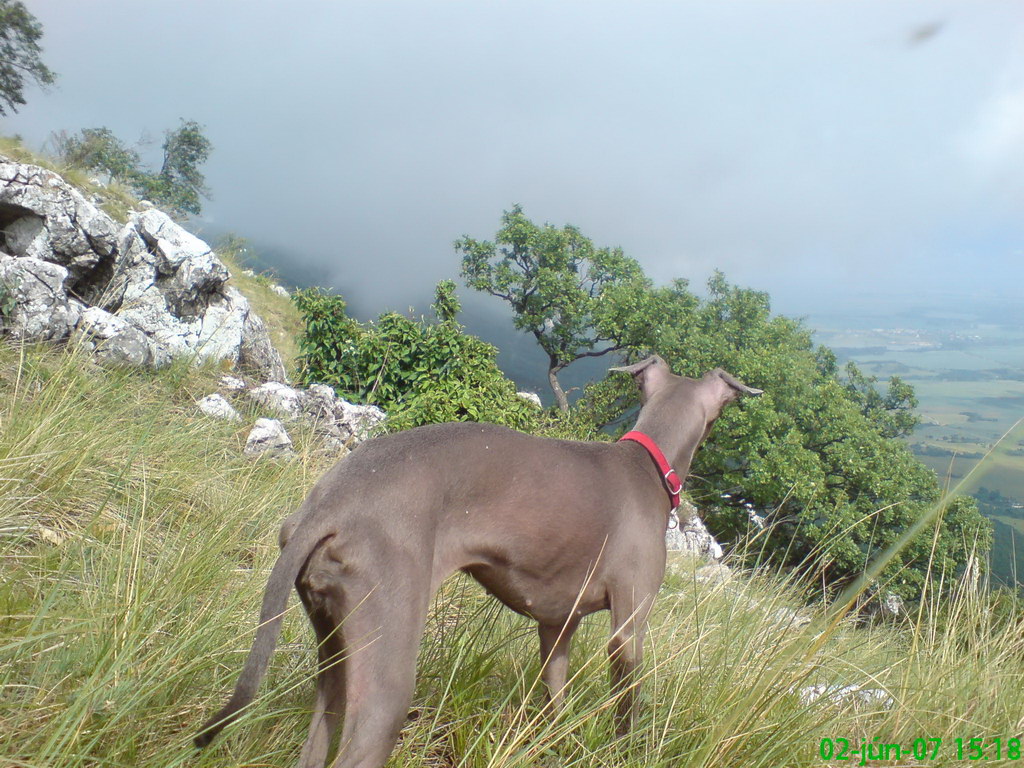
51, 120, 213, 217
577, 272, 991, 600
0, 0, 55, 116
133, 119, 212, 216
842, 360, 919, 438
154, 119, 212, 215
457, 205, 658, 411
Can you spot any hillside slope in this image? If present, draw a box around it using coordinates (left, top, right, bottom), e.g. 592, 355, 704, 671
1, 139, 1022, 767
1, 343, 1023, 767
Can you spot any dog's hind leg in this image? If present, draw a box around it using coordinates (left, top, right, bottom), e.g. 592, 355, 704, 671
295, 587, 346, 768
328, 566, 432, 768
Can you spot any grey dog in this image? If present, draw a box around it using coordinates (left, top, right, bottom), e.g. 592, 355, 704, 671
196, 355, 761, 767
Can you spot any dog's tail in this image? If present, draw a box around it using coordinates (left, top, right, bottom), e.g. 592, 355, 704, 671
194, 514, 333, 748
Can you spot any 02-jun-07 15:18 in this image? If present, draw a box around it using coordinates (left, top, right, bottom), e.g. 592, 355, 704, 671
819, 736, 1023, 763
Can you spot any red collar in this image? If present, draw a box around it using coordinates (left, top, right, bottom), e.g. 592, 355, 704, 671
619, 430, 683, 511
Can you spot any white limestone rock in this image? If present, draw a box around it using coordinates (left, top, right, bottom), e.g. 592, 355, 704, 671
0, 158, 288, 381
0, 161, 117, 276
237, 303, 287, 383
74, 306, 154, 367
296, 383, 384, 452
219, 374, 247, 392
197, 393, 241, 421
249, 381, 304, 418
335, 397, 386, 442
516, 391, 542, 408
665, 501, 724, 561
244, 418, 294, 458
133, 208, 216, 275
0, 254, 82, 341
799, 684, 894, 710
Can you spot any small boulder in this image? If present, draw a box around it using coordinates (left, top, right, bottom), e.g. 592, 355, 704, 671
133, 208, 216, 275
336, 398, 386, 442
219, 374, 247, 392
244, 418, 293, 458
249, 381, 303, 418
74, 306, 154, 367
0, 254, 82, 341
516, 391, 542, 408
197, 393, 241, 421
799, 684, 894, 710
238, 305, 287, 383
300, 383, 386, 449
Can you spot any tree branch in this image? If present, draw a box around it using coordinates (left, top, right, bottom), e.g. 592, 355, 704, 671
574, 344, 625, 360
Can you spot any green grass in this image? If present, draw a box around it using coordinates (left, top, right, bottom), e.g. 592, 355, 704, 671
3, 343, 1024, 767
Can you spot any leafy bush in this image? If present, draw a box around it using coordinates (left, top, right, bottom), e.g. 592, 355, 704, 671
294, 281, 539, 431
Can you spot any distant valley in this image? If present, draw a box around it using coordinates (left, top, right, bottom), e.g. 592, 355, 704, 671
805, 290, 1024, 589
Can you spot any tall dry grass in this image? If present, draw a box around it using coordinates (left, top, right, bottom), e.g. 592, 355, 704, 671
2, 343, 1023, 767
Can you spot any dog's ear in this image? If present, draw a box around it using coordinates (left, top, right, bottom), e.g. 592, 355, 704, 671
704, 368, 764, 404
610, 355, 673, 404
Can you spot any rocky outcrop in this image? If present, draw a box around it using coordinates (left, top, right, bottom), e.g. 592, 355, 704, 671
0, 159, 285, 381
666, 501, 725, 561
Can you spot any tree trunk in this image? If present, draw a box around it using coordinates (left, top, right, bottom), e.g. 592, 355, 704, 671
548, 358, 569, 412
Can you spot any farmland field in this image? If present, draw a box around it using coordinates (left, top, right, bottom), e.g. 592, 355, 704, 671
801, 289, 1024, 587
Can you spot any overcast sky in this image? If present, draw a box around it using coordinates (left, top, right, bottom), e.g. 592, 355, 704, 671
5, 0, 1023, 317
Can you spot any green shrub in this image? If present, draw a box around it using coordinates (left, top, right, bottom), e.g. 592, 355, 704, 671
294, 281, 539, 431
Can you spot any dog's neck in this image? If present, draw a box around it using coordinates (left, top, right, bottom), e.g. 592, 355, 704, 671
630, 400, 708, 484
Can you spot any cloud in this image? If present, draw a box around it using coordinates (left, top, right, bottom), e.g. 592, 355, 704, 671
6, 0, 1024, 309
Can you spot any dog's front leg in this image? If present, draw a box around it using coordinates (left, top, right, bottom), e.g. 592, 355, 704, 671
607, 588, 654, 737
537, 619, 579, 710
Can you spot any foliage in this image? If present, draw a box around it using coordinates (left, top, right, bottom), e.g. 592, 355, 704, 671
51, 120, 212, 217
146, 119, 213, 216
0, 273, 18, 320
0, 0, 55, 116
294, 281, 539, 431
49, 127, 141, 182
842, 360, 920, 439
577, 272, 991, 600
457, 205, 659, 411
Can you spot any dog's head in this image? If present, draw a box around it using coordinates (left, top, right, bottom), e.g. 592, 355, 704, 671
610, 355, 762, 439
